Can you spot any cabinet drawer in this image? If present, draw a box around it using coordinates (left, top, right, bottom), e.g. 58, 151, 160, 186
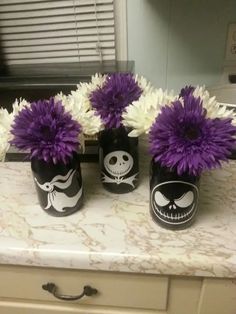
0, 265, 168, 311
0, 299, 159, 314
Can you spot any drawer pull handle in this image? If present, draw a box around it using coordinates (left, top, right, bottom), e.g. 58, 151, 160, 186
42, 282, 98, 301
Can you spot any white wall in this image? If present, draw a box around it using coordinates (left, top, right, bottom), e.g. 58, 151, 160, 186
127, 0, 236, 92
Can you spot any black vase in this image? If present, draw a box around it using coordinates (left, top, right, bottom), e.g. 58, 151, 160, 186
229, 148, 236, 160
31, 154, 83, 217
98, 127, 139, 193
150, 160, 200, 230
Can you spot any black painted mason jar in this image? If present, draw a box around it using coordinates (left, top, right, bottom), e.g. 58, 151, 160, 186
229, 148, 236, 160
31, 154, 83, 217
98, 127, 139, 193
150, 160, 200, 230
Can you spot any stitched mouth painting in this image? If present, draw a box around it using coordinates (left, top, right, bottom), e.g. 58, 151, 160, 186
151, 181, 199, 226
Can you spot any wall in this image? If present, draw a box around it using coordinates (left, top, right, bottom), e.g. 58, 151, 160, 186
127, 0, 236, 92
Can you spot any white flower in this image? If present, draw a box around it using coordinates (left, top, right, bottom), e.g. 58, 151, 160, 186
12, 98, 30, 115
79, 109, 104, 135
0, 98, 30, 161
135, 74, 154, 96
57, 73, 156, 137
0, 108, 13, 161
73, 73, 107, 110
56, 86, 104, 136
193, 86, 236, 123
123, 88, 178, 137
0, 98, 31, 161
90, 73, 107, 90
55, 73, 106, 135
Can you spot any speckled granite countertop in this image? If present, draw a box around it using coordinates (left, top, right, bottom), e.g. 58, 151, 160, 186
0, 155, 236, 278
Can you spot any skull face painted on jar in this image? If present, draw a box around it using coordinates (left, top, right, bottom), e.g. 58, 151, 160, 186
104, 150, 134, 179
101, 150, 138, 188
151, 181, 199, 226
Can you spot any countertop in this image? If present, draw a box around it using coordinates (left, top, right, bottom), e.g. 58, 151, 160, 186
0, 152, 236, 278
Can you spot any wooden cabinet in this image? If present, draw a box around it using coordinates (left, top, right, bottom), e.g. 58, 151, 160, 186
198, 278, 236, 314
0, 265, 235, 314
0, 265, 168, 311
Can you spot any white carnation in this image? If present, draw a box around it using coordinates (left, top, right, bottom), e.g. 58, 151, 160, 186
123, 88, 178, 137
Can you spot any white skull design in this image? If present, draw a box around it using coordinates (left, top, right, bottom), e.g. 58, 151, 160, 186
104, 150, 133, 178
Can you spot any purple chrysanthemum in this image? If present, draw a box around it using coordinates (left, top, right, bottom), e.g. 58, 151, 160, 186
90, 73, 142, 128
10, 98, 81, 164
179, 85, 195, 98
149, 95, 236, 176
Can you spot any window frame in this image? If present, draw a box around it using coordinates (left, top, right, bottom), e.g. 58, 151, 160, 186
114, 0, 128, 61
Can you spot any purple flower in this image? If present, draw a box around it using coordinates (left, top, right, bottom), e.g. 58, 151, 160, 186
90, 73, 142, 128
179, 85, 195, 98
10, 98, 81, 164
149, 95, 236, 176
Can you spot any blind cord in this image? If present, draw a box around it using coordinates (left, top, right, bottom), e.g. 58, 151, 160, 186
72, 0, 80, 62
94, 0, 102, 63
165, 0, 173, 90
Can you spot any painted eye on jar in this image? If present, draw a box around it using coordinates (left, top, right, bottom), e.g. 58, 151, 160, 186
109, 157, 117, 165
174, 191, 194, 208
154, 191, 170, 207
123, 155, 129, 161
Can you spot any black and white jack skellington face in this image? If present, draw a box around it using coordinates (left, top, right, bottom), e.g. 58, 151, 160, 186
151, 181, 199, 226
102, 150, 138, 187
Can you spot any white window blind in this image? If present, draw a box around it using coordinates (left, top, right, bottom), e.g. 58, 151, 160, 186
0, 0, 116, 65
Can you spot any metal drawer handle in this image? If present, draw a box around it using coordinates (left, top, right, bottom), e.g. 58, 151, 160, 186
42, 282, 98, 301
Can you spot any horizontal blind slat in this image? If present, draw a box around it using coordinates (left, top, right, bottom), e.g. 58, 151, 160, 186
6, 54, 115, 65
4, 41, 115, 53
0, 2, 77, 12
2, 34, 115, 47
0, 12, 114, 26
1, 19, 114, 33
1, 26, 115, 40
0, 1, 113, 12
0, 4, 113, 19
0, 0, 113, 8
0, 0, 62, 5
80, 54, 114, 61
6, 48, 115, 59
